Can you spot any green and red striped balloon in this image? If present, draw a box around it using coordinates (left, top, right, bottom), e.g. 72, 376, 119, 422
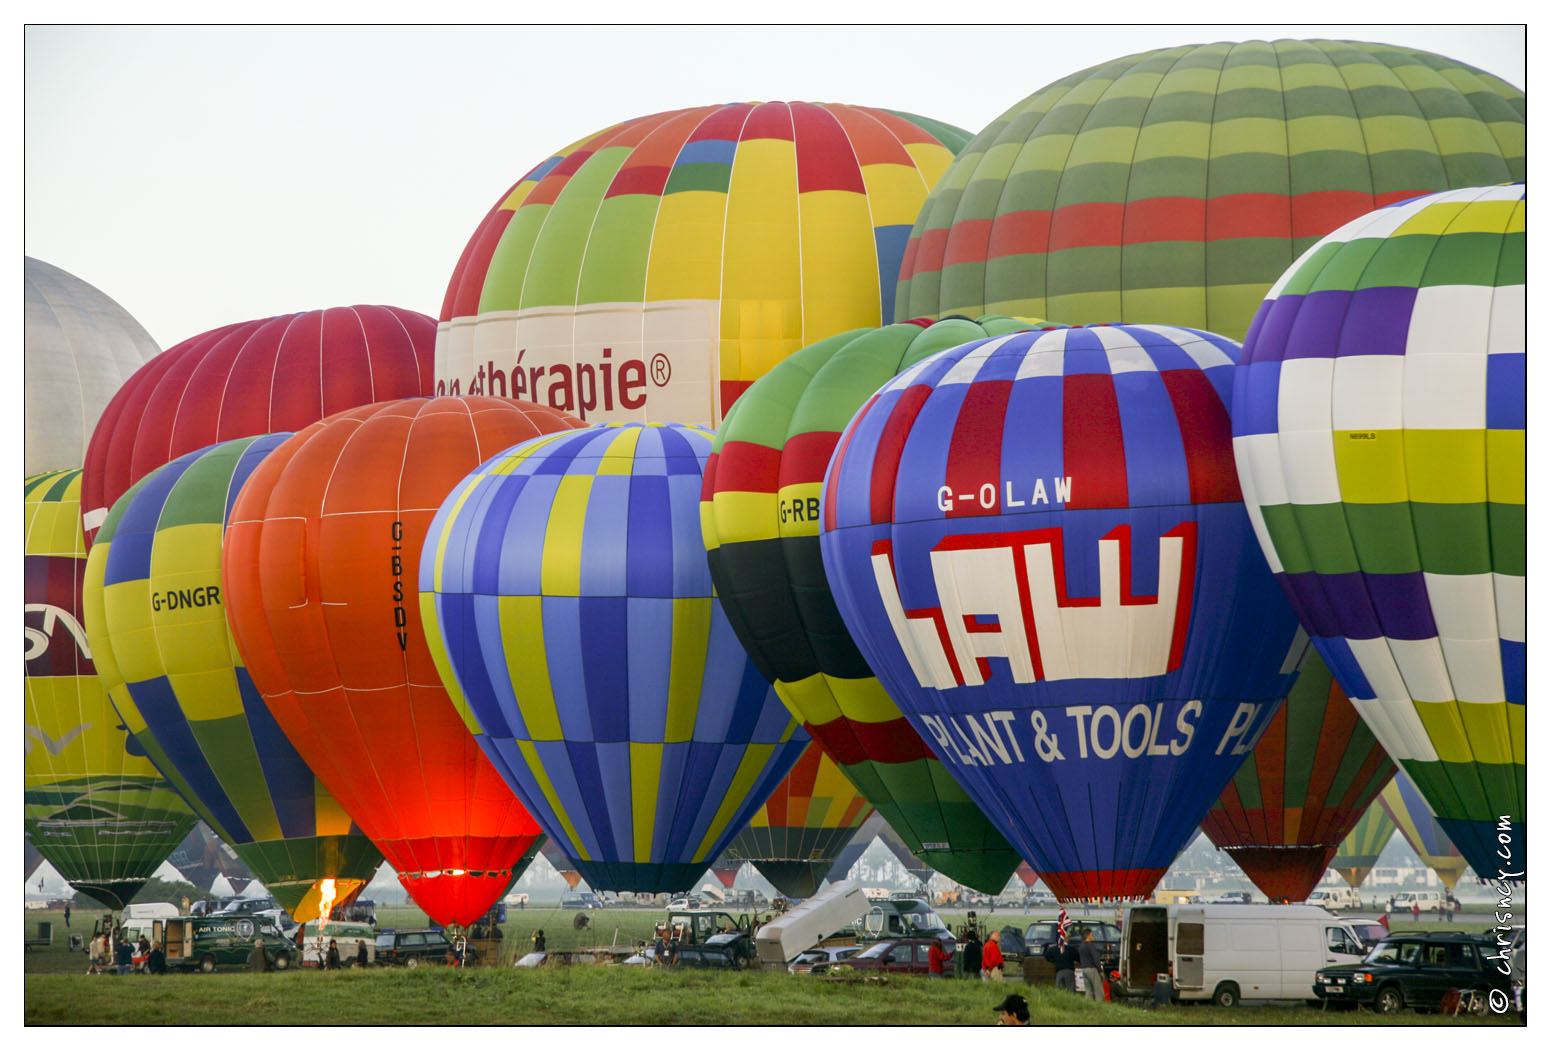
1330, 800, 1397, 890
894, 39, 1525, 342
1201, 652, 1395, 902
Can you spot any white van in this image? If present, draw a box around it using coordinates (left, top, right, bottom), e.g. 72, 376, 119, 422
1386, 890, 1450, 914
1306, 886, 1362, 910
1118, 904, 1369, 1006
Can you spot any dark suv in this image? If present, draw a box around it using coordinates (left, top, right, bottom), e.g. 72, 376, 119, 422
1314, 932, 1512, 1014
375, 928, 455, 968
1021, 919, 1121, 969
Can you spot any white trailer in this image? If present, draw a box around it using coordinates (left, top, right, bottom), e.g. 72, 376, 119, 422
1118, 903, 1369, 1006
754, 880, 869, 965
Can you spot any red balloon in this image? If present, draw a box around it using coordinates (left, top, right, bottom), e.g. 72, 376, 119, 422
222, 396, 587, 926
81, 305, 434, 544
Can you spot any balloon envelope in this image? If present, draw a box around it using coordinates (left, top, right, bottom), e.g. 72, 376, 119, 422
436, 102, 970, 426
222, 397, 583, 926
1201, 651, 1395, 901
703, 317, 1045, 891
83, 436, 383, 921
895, 39, 1525, 342
1380, 770, 1471, 890
1231, 184, 1525, 881
420, 423, 810, 892
721, 739, 873, 899
1330, 801, 1397, 890
820, 324, 1305, 899
24, 469, 197, 908
81, 304, 435, 542
25, 257, 161, 477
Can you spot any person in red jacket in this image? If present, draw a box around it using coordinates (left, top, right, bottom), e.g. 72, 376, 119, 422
928, 937, 953, 978
981, 929, 1005, 981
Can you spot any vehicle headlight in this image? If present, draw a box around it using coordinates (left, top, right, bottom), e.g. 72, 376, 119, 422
1360, 973, 1372, 983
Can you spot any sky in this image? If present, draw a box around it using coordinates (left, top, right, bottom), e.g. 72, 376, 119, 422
22, 23, 1527, 353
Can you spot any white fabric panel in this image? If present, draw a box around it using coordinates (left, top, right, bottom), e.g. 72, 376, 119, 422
1090, 326, 1155, 374
1494, 573, 1526, 643
1347, 635, 1412, 702
1276, 356, 1335, 432
1402, 353, 1487, 429
1331, 355, 1405, 430
941, 334, 1020, 385
1406, 285, 1494, 358
1423, 572, 1499, 641
883, 357, 934, 393
1436, 636, 1507, 704
1232, 435, 1285, 573
1278, 429, 1343, 505
1349, 696, 1438, 763
1487, 284, 1526, 355
1356, 196, 1430, 239
1141, 325, 1237, 370
1014, 330, 1071, 380
1387, 637, 1456, 704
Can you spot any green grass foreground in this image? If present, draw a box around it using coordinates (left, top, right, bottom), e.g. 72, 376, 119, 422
24, 965, 1525, 1027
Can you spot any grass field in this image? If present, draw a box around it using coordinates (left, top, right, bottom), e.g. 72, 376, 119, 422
21, 904, 1525, 1026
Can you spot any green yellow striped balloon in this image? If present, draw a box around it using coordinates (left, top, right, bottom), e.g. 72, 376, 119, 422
82, 438, 383, 920
895, 39, 1525, 342
25, 469, 196, 909
1330, 801, 1396, 890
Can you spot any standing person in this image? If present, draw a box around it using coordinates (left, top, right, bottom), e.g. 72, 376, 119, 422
928, 936, 953, 978
994, 993, 1030, 1025
981, 929, 1005, 981
249, 936, 272, 972
325, 938, 341, 970
133, 936, 150, 971
355, 939, 369, 967
146, 941, 167, 975
86, 932, 103, 974
531, 929, 546, 954
63, 904, 71, 928
1078, 929, 1104, 1002
960, 927, 983, 979
113, 934, 133, 976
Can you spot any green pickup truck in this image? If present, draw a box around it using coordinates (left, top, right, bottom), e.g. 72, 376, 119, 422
154, 914, 294, 972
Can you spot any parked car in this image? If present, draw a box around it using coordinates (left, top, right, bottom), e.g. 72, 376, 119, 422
809, 936, 956, 977
1023, 919, 1122, 967
1210, 891, 1253, 905
1314, 932, 1510, 1014
664, 896, 700, 910
1385, 891, 1455, 914
671, 930, 757, 969
787, 945, 862, 975
1307, 887, 1362, 910
1024, 891, 1058, 908
374, 927, 455, 968
562, 892, 604, 910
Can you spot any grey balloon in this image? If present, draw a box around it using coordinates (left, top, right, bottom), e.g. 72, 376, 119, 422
25, 257, 161, 475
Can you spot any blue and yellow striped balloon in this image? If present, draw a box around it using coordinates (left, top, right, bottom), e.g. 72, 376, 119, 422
421, 422, 809, 891
83, 436, 383, 920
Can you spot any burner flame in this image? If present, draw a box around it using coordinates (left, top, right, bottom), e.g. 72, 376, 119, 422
318, 878, 338, 927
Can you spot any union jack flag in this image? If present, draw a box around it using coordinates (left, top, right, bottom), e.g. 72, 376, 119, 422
1057, 909, 1070, 950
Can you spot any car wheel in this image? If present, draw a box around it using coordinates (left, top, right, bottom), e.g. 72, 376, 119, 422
1469, 989, 1491, 1016
1211, 982, 1240, 1008
199, 954, 216, 974
405, 955, 419, 969
273, 952, 290, 971
1374, 985, 1404, 1015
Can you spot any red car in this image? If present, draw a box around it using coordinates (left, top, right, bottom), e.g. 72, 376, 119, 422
809, 937, 956, 976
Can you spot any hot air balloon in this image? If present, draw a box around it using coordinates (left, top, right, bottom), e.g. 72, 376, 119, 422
720, 739, 873, 899
703, 316, 1045, 891
819, 324, 1306, 900
1201, 651, 1396, 901
435, 102, 970, 426
24, 469, 197, 909
1230, 184, 1524, 882
82, 436, 384, 921
539, 841, 584, 891
895, 39, 1525, 342
1380, 771, 1471, 890
81, 304, 435, 542
1330, 801, 1397, 890
222, 397, 585, 927
823, 811, 887, 885
420, 423, 810, 891
25, 257, 162, 477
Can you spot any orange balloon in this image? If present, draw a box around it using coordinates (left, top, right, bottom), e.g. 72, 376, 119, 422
222, 396, 587, 926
